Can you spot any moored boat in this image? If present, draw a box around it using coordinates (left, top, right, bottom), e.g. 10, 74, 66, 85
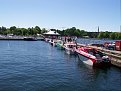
48, 39, 57, 46
75, 47, 111, 67
64, 42, 77, 54
56, 40, 64, 50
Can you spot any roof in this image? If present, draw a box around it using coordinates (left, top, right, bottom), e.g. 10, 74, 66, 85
43, 31, 60, 35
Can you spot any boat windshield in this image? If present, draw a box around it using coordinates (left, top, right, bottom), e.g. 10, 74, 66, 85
88, 49, 104, 58
68, 45, 76, 48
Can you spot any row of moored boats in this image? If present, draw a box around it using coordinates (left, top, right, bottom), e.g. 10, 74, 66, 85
45, 38, 111, 67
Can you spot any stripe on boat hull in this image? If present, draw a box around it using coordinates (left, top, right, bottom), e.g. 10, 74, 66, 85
78, 53, 93, 66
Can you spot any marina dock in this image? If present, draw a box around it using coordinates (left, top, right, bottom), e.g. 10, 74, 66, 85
46, 38, 121, 68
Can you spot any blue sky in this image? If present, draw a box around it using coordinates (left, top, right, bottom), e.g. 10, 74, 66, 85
0, 0, 120, 32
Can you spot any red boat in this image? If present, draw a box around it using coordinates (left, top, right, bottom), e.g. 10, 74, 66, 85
75, 47, 111, 67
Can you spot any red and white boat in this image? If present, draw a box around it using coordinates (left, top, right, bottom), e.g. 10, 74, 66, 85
75, 47, 111, 67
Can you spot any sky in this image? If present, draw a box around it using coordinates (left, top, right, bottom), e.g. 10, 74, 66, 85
0, 0, 120, 32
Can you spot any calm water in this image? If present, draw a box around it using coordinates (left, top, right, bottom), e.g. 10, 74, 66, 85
0, 40, 121, 91
77, 38, 115, 45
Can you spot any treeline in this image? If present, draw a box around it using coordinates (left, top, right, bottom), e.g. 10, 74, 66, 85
98, 31, 121, 40
0, 26, 121, 39
0, 26, 47, 36
0, 26, 87, 37
53, 27, 87, 37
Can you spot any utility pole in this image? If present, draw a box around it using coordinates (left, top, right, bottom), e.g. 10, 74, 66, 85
120, 25, 121, 33
98, 26, 99, 33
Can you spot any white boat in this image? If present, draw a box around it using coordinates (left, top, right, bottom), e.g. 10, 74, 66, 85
48, 39, 57, 46
64, 42, 77, 54
44, 38, 50, 42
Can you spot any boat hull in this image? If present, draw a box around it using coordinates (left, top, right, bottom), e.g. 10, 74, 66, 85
78, 53, 93, 65
56, 43, 64, 50
77, 53, 111, 67
50, 42, 56, 46
65, 48, 75, 55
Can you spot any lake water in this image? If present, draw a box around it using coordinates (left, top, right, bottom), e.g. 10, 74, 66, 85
0, 40, 121, 91
77, 38, 115, 45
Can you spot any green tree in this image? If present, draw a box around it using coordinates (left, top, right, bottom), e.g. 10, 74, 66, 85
27, 28, 33, 35
80, 30, 87, 37
41, 28, 47, 33
6, 29, 11, 34
21, 28, 27, 36
1, 26, 7, 35
34, 26, 41, 34
74, 29, 81, 37
110, 32, 116, 39
115, 32, 121, 39
98, 32, 104, 39
0, 27, 2, 34
10, 26, 16, 34
103, 31, 109, 38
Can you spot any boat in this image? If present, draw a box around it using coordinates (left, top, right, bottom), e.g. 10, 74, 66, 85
48, 39, 57, 46
75, 47, 111, 67
56, 40, 64, 50
23, 37, 37, 41
63, 42, 77, 54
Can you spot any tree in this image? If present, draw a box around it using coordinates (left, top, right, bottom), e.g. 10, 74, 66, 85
103, 31, 109, 38
0, 27, 2, 34
21, 28, 27, 36
117, 33, 121, 39
35, 26, 41, 34
10, 26, 16, 34
110, 32, 116, 39
1, 26, 7, 35
74, 29, 81, 37
27, 28, 33, 35
98, 32, 104, 39
80, 30, 87, 37
6, 29, 11, 34
1, 26, 7, 31
41, 28, 47, 33
115, 32, 121, 39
